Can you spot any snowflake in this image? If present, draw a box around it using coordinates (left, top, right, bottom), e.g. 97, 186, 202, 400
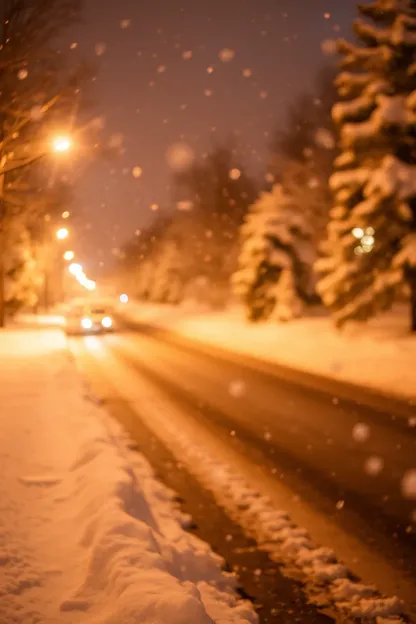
352, 422, 370, 442
219, 48, 235, 62
401, 470, 416, 500
364, 456, 384, 476
166, 142, 194, 171
229, 168, 241, 180
95, 42, 106, 56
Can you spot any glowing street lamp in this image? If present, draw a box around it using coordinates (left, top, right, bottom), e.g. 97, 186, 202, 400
62, 211, 70, 219
63, 250, 74, 261
69, 262, 83, 276
52, 135, 72, 153
56, 227, 69, 240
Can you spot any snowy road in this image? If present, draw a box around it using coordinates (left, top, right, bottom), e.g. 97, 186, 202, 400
69, 327, 416, 621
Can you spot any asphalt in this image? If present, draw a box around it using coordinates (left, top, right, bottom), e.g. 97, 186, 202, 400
69, 322, 416, 619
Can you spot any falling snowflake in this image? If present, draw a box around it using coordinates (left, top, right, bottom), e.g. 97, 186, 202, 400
204, 88, 213, 97
182, 50, 193, 60
352, 422, 370, 442
259, 90, 268, 99
401, 470, 416, 500
177, 200, 193, 211
219, 48, 235, 62
157, 65, 166, 73
95, 42, 106, 56
120, 18, 131, 28
166, 142, 194, 171
132, 166, 142, 178
308, 177, 319, 189
264, 172, 274, 183
70, 42, 78, 49
336, 500, 345, 510
408, 417, 416, 428
364, 456, 384, 476
315, 127, 335, 149
242, 68, 252, 78
229, 168, 241, 180
151, 203, 159, 211
228, 379, 246, 398
321, 39, 337, 56
207, 66, 214, 74
17, 68, 28, 80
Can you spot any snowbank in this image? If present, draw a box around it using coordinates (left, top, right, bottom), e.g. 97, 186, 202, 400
117, 301, 416, 401
0, 328, 256, 624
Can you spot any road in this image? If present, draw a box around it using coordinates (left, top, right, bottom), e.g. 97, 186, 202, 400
69, 324, 416, 619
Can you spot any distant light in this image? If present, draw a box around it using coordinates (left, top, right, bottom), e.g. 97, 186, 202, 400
81, 317, 93, 330
63, 250, 74, 261
85, 280, 96, 291
352, 227, 364, 239
120, 294, 129, 304
365, 226, 375, 236
69, 262, 83, 276
62, 211, 70, 219
56, 227, 69, 240
52, 135, 72, 153
361, 235, 374, 247
101, 316, 112, 328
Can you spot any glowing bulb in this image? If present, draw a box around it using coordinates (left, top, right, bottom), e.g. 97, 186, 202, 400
56, 227, 69, 240
120, 294, 129, 303
52, 135, 72, 152
69, 262, 83, 276
63, 250, 74, 261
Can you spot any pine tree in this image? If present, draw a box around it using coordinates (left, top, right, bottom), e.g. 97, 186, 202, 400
317, 0, 416, 330
232, 184, 313, 322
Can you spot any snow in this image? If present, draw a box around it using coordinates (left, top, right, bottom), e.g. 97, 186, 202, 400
80, 333, 407, 624
0, 327, 257, 624
117, 301, 416, 401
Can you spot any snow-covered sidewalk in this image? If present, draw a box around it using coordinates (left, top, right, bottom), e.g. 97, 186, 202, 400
0, 327, 256, 624
117, 301, 416, 402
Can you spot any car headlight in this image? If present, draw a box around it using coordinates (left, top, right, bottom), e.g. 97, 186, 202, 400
81, 317, 93, 330
101, 316, 112, 328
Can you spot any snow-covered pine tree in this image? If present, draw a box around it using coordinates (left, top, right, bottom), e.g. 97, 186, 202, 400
232, 184, 313, 322
316, 0, 416, 330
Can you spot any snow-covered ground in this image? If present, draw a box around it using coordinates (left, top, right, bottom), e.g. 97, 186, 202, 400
0, 327, 256, 624
117, 301, 416, 401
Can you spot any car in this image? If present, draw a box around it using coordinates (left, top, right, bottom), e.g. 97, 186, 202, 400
64, 301, 115, 334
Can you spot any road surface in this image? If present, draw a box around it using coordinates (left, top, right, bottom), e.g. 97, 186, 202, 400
69, 324, 416, 619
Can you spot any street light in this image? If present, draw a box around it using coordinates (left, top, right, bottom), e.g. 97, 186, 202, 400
56, 227, 69, 240
63, 250, 74, 261
69, 262, 83, 276
52, 135, 72, 153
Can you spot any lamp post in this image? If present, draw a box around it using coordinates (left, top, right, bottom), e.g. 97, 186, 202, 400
0, 134, 72, 327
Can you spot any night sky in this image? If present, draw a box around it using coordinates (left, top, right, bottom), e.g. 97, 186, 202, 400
67, 0, 357, 274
